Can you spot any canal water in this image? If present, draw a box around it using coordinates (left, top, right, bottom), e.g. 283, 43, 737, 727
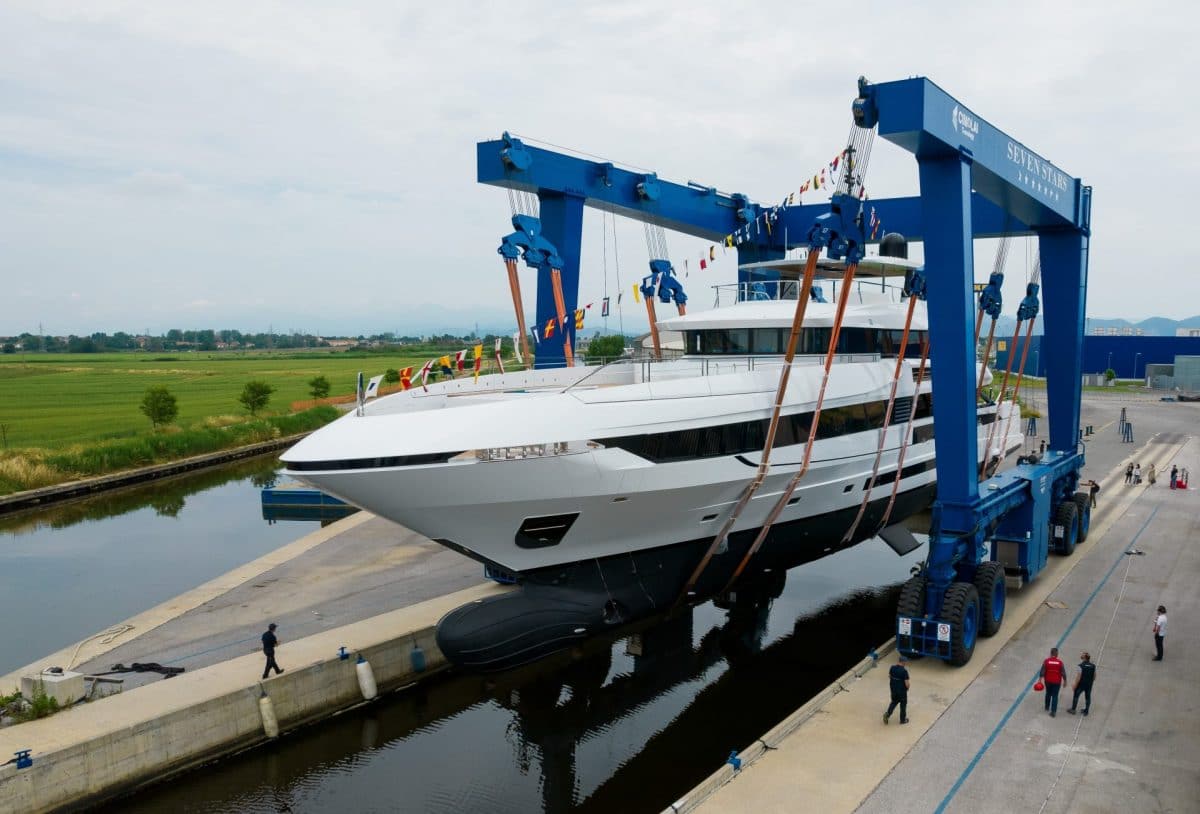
3, 458, 924, 813
0, 457, 302, 676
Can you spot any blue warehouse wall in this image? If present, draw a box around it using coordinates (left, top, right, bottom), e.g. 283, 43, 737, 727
994, 336, 1200, 379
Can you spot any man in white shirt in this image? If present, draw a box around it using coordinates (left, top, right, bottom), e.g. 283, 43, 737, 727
1153, 606, 1168, 661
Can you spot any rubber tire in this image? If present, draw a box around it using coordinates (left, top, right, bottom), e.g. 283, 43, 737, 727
1072, 493, 1092, 543
896, 575, 926, 658
941, 582, 981, 667
1053, 500, 1079, 556
974, 562, 1006, 637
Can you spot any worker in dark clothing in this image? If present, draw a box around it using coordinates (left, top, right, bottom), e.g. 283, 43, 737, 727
261, 623, 284, 679
1089, 479, 1100, 508
883, 653, 910, 725
1068, 652, 1096, 715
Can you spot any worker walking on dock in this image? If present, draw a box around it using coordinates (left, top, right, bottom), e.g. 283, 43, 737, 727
1067, 652, 1096, 716
261, 623, 284, 679
1153, 606, 1168, 661
1040, 647, 1065, 717
883, 653, 910, 725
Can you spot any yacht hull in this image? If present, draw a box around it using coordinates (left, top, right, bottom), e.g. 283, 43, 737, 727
436, 482, 937, 671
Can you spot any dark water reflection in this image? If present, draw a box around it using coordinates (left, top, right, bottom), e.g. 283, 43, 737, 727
0, 456, 305, 675
110, 538, 922, 814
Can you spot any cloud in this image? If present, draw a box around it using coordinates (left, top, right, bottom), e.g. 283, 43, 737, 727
0, 0, 1198, 335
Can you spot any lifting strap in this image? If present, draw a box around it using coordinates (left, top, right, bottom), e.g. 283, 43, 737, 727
841, 292, 920, 543
673, 250, 821, 607
719, 259, 859, 594
980, 319, 1025, 478
997, 316, 1036, 462
644, 292, 662, 359
504, 258, 532, 367
877, 334, 930, 531
550, 268, 574, 367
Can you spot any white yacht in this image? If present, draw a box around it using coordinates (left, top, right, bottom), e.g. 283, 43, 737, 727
282, 254, 1023, 670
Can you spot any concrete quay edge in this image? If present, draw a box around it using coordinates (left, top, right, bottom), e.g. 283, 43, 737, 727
0, 580, 507, 813
0, 511, 376, 693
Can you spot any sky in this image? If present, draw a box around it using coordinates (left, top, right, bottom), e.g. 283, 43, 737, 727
2, 1, 1198, 337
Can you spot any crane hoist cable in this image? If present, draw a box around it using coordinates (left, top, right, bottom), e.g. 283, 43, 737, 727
980, 261, 1040, 479
611, 204, 625, 337
996, 263, 1042, 462
840, 283, 922, 544
877, 333, 930, 531
719, 256, 860, 593
673, 249, 822, 608
976, 236, 1011, 398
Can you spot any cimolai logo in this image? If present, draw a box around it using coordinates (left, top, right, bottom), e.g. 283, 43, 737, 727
951, 104, 979, 141
1007, 141, 1071, 194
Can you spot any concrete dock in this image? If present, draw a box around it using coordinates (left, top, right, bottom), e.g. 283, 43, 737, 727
675, 395, 1198, 814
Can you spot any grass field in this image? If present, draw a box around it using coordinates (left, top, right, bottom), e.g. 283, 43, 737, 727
0, 350, 433, 450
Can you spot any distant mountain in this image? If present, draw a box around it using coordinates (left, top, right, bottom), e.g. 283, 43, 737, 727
1083, 315, 1200, 336
994, 315, 1200, 337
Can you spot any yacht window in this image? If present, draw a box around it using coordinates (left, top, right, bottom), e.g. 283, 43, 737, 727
752, 328, 782, 354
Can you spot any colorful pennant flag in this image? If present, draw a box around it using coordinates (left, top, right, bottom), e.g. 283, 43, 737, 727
438, 355, 453, 377
494, 337, 505, 374
632, 283, 641, 304
700, 258, 707, 270
601, 296, 610, 317
709, 246, 716, 262
419, 360, 433, 392
454, 349, 467, 371
512, 333, 523, 364
473, 343, 483, 381
545, 317, 556, 339
574, 308, 585, 330
365, 374, 383, 400
399, 366, 413, 390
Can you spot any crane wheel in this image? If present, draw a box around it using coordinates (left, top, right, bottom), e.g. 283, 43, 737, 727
1071, 493, 1092, 542
974, 562, 1006, 637
941, 582, 980, 666
895, 575, 926, 658
1053, 501, 1080, 556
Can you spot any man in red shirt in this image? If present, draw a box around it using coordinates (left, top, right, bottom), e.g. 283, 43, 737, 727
1040, 647, 1066, 717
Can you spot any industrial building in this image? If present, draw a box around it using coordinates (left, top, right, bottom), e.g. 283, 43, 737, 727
995, 334, 1200, 388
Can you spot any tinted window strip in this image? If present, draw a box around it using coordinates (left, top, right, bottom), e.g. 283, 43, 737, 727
287, 451, 462, 471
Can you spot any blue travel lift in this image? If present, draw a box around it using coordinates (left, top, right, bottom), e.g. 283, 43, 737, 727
476, 76, 1091, 666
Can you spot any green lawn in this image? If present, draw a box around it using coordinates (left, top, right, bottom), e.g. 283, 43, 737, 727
0, 350, 430, 450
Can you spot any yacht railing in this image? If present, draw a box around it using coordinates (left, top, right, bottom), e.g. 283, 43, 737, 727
711, 280, 906, 308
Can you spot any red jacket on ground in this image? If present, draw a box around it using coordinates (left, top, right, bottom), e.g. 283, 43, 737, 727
1041, 657, 1065, 685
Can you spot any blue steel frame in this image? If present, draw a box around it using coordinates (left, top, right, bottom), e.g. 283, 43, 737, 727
478, 77, 1091, 665
855, 77, 1091, 655
477, 132, 1028, 368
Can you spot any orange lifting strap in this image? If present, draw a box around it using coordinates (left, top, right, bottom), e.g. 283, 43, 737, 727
644, 294, 662, 360
976, 309, 998, 399
504, 258, 532, 367
877, 334, 930, 531
550, 268, 575, 368
674, 251, 822, 607
979, 318, 1026, 479
996, 317, 1037, 465
719, 259, 859, 594
840, 292, 920, 543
